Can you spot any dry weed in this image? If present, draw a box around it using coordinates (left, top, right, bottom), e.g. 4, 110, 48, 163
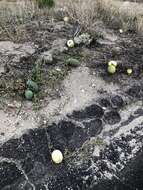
56, 0, 143, 33
96, 0, 143, 32
0, 0, 143, 42
58, 0, 99, 28
0, 1, 36, 41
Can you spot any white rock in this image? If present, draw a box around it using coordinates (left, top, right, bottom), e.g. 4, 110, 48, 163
119, 29, 123, 34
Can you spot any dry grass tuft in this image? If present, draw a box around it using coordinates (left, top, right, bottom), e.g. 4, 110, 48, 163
0, 0, 54, 41
97, 0, 143, 32
56, 0, 100, 31
0, 1, 36, 41
0, 0, 143, 41
56, 0, 143, 33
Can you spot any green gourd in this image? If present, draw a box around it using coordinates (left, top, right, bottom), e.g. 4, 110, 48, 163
65, 58, 80, 67
25, 90, 34, 100
26, 80, 39, 93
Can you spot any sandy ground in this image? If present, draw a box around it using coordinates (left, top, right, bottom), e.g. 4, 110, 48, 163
0, 66, 119, 144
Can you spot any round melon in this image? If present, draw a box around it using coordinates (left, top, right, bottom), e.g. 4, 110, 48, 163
65, 58, 80, 67
26, 80, 39, 93
108, 65, 116, 74
25, 90, 34, 100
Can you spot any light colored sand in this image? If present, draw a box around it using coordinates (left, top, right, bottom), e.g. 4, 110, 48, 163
0, 66, 119, 144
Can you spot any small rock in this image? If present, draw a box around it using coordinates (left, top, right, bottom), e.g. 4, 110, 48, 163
119, 29, 123, 34
52, 39, 68, 54
55, 67, 62, 72
7, 101, 21, 109
43, 120, 47, 125
81, 89, 85, 93
92, 84, 96, 88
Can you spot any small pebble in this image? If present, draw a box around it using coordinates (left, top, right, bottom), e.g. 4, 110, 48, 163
119, 29, 123, 34
81, 89, 85, 93
55, 67, 61, 72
